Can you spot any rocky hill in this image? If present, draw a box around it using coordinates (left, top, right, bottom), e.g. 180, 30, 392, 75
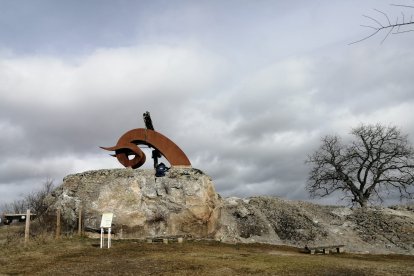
49, 168, 414, 255
217, 196, 414, 255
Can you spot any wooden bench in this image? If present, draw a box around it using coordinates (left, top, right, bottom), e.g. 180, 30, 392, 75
146, 236, 185, 244
305, 245, 345, 254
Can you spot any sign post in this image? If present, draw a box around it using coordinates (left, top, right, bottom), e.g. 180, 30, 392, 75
78, 207, 82, 236
24, 209, 31, 247
56, 208, 61, 239
100, 213, 113, 249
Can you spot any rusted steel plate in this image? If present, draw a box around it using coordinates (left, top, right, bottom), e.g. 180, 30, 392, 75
101, 128, 191, 169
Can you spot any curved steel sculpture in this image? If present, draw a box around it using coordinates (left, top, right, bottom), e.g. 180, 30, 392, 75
101, 128, 191, 169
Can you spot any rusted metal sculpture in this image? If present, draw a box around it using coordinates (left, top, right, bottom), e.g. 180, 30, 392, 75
101, 112, 191, 169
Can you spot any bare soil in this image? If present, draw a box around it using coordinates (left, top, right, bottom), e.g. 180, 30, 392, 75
1, 226, 413, 275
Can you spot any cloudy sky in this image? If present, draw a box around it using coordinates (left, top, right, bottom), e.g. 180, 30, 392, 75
1, 0, 414, 206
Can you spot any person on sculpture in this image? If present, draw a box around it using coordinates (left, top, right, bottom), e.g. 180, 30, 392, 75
155, 162, 169, 177
152, 149, 162, 168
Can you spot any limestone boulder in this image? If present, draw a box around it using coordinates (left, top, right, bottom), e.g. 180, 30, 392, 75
50, 168, 221, 238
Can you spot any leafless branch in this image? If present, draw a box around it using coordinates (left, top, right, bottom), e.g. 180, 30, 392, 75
363, 14, 384, 28
382, 25, 395, 43
390, 4, 414, 8
393, 28, 414, 33
351, 3, 414, 44
374, 9, 392, 25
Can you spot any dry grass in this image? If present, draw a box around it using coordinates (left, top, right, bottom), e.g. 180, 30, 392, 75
1, 225, 413, 275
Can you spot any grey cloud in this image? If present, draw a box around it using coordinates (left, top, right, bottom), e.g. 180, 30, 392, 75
0, 45, 225, 152
1, 0, 414, 207
0, 157, 72, 184
173, 47, 414, 203
313, 47, 414, 114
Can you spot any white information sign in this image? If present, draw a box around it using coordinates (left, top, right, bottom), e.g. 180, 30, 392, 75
100, 213, 114, 249
100, 213, 113, 228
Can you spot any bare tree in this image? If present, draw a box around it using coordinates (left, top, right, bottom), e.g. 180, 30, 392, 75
351, 2, 414, 44
306, 124, 414, 207
25, 179, 55, 217
1, 179, 55, 215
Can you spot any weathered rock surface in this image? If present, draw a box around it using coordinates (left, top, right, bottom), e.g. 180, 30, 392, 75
50, 168, 414, 255
217, 196, 414, 255
50, 168, 220, 238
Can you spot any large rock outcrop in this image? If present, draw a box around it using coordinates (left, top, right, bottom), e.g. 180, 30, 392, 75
50, 168, 414, 255
51, 168, 220, 238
